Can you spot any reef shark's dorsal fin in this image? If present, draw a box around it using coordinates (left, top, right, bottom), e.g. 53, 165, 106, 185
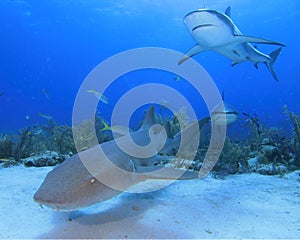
141, 106, 155, 130
225, 6, 231, 17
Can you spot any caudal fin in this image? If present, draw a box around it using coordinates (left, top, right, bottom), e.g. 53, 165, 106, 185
265, 47, 283, 81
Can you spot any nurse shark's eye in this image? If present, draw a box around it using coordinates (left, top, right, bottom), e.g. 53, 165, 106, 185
90, 178, 96, 183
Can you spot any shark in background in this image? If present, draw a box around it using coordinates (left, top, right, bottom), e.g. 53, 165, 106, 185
179, 6, 286, 81
210, 91, 238, 126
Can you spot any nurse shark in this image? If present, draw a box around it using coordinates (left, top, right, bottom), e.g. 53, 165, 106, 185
34, 104, 237, 211
179, 6, 285, 81
34, 106, 206, 211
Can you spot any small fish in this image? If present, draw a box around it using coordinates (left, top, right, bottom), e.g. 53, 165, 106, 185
204, 229, 213, 234
39, 113, 53, 120
0, 158, 12, 162
100, 118, 132, 136
173, 75, 181, 81
42, 88, 50, 100
25, 114, 30, 121
87, 88, 108, 104
32, 128, 43, 135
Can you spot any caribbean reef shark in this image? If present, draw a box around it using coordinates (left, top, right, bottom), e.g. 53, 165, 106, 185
210, 92, 238, 126
179, 6, 285, 81
211, 101, 238, 125
34, 106, 205, 211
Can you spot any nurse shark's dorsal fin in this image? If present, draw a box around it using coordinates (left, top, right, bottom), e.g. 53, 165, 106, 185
221, 90, 225, 101
141, 106, 155, 130
225, 6, 231, 17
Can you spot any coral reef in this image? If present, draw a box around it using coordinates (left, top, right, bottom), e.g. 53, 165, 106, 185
286, 111, 300, 166
0, 116, 111, 167
1, 106, 300, 177
72, 116, 112, 153
170, 108, 300, 177
215, 137, 251, 176
23, 151, 71, 167
242, 112, 263, 151
154, 107, 190, 138
0, 133, 14, 159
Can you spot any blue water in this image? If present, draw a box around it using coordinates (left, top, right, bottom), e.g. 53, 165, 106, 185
0, 0, 299, 132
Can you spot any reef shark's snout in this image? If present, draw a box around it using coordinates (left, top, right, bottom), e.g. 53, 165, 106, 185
211, 102, 238, 126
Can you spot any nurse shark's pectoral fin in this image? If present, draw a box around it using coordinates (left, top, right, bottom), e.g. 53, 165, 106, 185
178, 44, 208, 65
136, 165, 200, 180
233, 35, 286, 47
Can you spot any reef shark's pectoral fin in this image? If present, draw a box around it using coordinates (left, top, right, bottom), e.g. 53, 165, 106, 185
264, 47, 283, 81
233, 35, 286, 47
178, 44, 208, 65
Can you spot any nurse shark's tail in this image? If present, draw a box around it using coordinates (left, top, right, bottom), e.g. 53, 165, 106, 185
265, 47, 283, 81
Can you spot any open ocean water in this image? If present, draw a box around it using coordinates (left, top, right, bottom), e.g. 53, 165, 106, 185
0, 0, 299, 130
0, 1, 300, 238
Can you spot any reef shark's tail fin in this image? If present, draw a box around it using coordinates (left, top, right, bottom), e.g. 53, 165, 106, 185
265, 47, 283, 81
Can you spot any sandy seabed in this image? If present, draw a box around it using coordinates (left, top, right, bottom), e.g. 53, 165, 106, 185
1, 165, 299, 239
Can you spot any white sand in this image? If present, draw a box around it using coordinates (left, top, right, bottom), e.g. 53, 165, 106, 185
0, 165, 299, 239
